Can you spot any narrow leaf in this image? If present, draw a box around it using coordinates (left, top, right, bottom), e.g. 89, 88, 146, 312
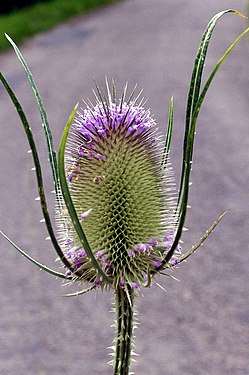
179, 9, 242, 211
161, 96, 174, 167
0, 231, 69, 279
5, 34, 59, 194
62, 285, 95, 297
172, 211, 228, 266
0, 73, 77, 274
192, 26, 249, 133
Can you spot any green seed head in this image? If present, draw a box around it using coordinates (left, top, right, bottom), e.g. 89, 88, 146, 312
56, 84, 177, 290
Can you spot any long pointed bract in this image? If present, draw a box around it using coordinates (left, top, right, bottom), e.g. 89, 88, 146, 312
5, 34, 59, 195
0, 72, 77, 274
171, 211, 227, 266
178, 9, 244, 212
161, 96, 174, 168
0, 231, 69, 279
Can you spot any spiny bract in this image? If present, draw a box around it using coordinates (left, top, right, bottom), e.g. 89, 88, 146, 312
56, 83, 180, 290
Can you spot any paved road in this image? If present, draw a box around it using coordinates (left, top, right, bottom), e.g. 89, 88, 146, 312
0, 1, 249, 374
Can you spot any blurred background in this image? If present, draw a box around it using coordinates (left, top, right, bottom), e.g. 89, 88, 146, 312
0, 0, 122, 50
0, 0, 47, 15
0, 0, 249, 374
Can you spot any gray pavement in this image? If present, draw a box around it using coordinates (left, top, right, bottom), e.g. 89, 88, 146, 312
0, 1, 249, 374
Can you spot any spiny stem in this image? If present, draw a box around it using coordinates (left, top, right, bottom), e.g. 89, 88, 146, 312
114, 286, 134, 375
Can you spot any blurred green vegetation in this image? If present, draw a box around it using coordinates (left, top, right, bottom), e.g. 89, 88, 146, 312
0, 0, 121, 51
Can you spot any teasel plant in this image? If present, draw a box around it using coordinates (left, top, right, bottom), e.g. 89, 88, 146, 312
0, 9, 248, 375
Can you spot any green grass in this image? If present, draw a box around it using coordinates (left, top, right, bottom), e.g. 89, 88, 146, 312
0, 0, 121, 52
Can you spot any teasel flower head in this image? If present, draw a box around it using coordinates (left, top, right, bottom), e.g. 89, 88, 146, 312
56, 82, 179, 290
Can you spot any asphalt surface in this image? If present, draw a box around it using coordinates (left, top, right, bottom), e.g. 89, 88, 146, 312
0, 1, 249, 374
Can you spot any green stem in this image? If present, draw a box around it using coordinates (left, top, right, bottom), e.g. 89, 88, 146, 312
113, 286, 134, 375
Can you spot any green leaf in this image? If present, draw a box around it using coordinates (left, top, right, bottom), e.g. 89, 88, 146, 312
0, 72, 77, 274
178, 9, 245, 212
5, 34, 59, 195
161, 96, 174, 167
0, 231, 69, 279
192, 25, 249, 131
58, 104, 113, 284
